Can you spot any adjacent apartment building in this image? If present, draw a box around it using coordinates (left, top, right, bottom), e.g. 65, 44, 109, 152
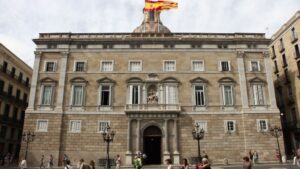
21, 11, 283, 166
0, 43, 32, 158
270, 11, 300, 156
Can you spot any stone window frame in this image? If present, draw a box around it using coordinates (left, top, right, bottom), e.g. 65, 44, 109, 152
256, 119, 268, 132
218, 60, 231, 72
126, 77, 143, 105
219, 77, 236, 110
38, 78, 57, 110
98, 121, 111, 133
69, 120, 82, 133
73, 60, 87, 72
36, 119, 48, 132
190, 77, 209, 111
224, 120, 236, 133
191, 60, 205, 72
43, 60, 57, 72
249, 77, 267, 107
128, 60, 143, 72
194, 120, 208, 133
69, 77, 88, 110
249, 60, 261, 72
97, 77, 115, 111
161, 77, 180, 105
163, 60, 176, 72
100, 60, 114, 72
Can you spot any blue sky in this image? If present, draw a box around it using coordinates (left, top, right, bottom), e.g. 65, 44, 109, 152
0, 0, 299, 67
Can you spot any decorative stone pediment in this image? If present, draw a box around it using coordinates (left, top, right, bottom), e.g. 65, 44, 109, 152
146, 73, 159, 81
127, 77, 143, 83
97, 77, 115, 84
190, 77, 209, 84
249, 77, 266, 84
161, 77, 180, 83
218, 77, 236, 83
40, 77, 57, 83
70, 77, 88, 83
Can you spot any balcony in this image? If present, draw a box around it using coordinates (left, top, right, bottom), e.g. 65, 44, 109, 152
0, 91, 28, 108
294, 51, 300, 59
0, 115, 22, 127
125, 104, 181, 113
0, 64, 30, 88
291, 34, 298, 44
278, 44, 285, 53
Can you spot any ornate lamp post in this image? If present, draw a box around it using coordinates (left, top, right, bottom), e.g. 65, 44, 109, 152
269, 126, 282, 163
101, 125, 115, 169
192, 123, 205, 163
22, 131, 35, 161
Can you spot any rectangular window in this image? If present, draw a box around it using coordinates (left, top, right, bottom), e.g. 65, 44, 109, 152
41, 85, 53, 105
2, 61, 8, 72
8, 85, 13, 96
129, 61, 142, 72
297, 60, 300, 76
219, 61, 230, 71
45, 62, 56, 72
291, 27, 298, 41
295, 44, 300, 59
225, 120, 236, 133
282, 54, 288, 67
72, 85, 84, 106
4, 104, 10, 117
274, 60, 279, 73
69, 120, 81, 133
0, 126, 7, 138
25, 77, 29, 87
165, 85, 177, 104
75, 61, 86, 72
101, 61, 113, 72
222, 85, 233, 106
280, 38, 285, 51
253, 84, 264, 105
272, 45, 276, 58
100, 85, 111, 106
132, 85, 140, 104
16, 89, 20, 100
11, 67, 15, 77
36, 120, 48, 132
23, 93, 28, 102
284, 68, 290, 83
192, 60, 204, 72
257, 119, 268, 132
13, 107, 18, 121
98, 121, 110, 132
195, 85, 205, 106
0, 80, 4, 92
195, 121, 207, 132
18, 72, 23, 82
250, 61, 260, 72
164, 60, 176, 71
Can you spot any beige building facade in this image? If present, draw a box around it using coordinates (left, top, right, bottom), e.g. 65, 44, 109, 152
0, 43, 32, 158
22, 11, 284, 166
270, 11, 300, 156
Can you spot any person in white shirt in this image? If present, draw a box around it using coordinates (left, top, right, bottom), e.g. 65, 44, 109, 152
64, 160, 73, 169
19, 158, 27, 169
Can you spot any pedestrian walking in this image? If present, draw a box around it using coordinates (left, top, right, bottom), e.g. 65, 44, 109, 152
89, 160, 95, 169
242, 156, 253, 169
40, 155, 45, 169
63, 154, 69, 166
165, 159, 173, 169
48, 154, 54, 169
196, 158, 211, 169
181, 158, 189, 169
293, 149, 297, 165
115, 154, 121, 169
202, 151, 209, 159
248, 150, 253, 161
19, 158, 27, 169
64, 160, 73, 169
133, 156, 142, 169
253, 151, 258, 164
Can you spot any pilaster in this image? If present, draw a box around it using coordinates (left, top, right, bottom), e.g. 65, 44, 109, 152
237, 51, 249, 109
126, 119, 133, 165
163, 119, 170, 161
263, 52, 277, 109
173, 119, 180, 164
56, 51, 69, 112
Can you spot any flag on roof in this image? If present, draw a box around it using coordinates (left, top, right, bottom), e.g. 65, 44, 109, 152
144, 0, 178, 12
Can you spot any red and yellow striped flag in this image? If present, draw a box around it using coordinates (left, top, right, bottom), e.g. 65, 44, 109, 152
144, 0, 178, 12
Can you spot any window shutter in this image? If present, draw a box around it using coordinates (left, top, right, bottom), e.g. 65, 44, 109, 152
228, 61, 231, 71
257, 61, 261, 71
129, 85, 133, 104
138, 85, 141, 104
249, 61, 253, 72
256, 120, 261, 132
218, 61, 222, 71
224, 121, 228, 133
84, 62, 87, 71
253, 85, 258, 105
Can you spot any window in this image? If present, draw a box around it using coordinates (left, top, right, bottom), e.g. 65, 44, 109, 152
25, 77, 29, 87
74, 61, 86, 72
297, 60, 300, 76
36, 120, 48, 132
11, 67, 15, 77
282, 54, 288, 67
295, 44, 300, 59
45, 62, 56, 72
219, 61, 231, 71
13, 107, 18, 121
2, 61, 8, 72
274, 60, 279, 73
195, 121, 207, 132
129, 61, 142, 72
41, 85, 53, 106
18, 72, 23, 82
257, 119, 268, 132
253, 84, 264, 105
225, 120, 236, 133
164, 60, 176, 71
129, 85, 141, 104
23, 93, 28, 102
71, 85, 84, 106
194, 85, 206, 106
98, 121, 110, 132
279, 38, 285, 51
0, 80, 4, 92
284, 68, 290, 83
291, 27, 298, 42
101, 61, 113, 72
165, 85, 177, 104
4, 104, 10, 117
222, 85, 234, 106
250, 61, 260, 72
16, 89, 20, 100
149, 11, 155, 21
271, 45, 276, 58
8, 85, 13, 96
0, 126, 7, 138
100, 85, 111, 106
192, 60, 204, 72
69, 120, 81, 133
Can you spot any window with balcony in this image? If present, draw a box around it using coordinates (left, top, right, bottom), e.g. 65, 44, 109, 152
2, 61, 8, 72
98, 121, 110, 133
222, 85, 233, 106
4, 104, 10, 118
41, 85, 54, 106
274, 60, 279, 73
74, 61, 86, 72
18, 72, 23, 82
163, 60, 176, 71
219, 61, 231, 71
165, 85, 177, 104
282, 54, 288, 67
250, 61, 260, 72
44, 61, 56, 72
69, 120, 81, 133
11, 67, 15, 77
16, 89, 20, 100
279, 38, 285, 52
252, 84, 265, 105
101, 61, 113, 72
291, 27, 298, 43
256, 119, 268, 132
192, 60, 204, 72
23, 93, 28, 102
224, 120, 236, 133
129, 61, 142, 72
8, 85, 13, 96
36, 120, 48, 132
295, 44, 300, 59
25, 78, 29, 87
271, 45, 276, 59
284, 68, 290, 83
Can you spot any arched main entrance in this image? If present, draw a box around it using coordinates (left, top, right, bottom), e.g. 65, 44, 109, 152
143, 126, 162, 165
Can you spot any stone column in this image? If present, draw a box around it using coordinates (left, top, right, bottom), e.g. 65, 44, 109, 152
263, 52, 277, 109
173, 119, 180, 164
163, 119, 170, 161
27, 51, 42, 111
56, 51, 69, 112
237, 51, 249, 109
137, 119, 141, 153
126, 119, 133, 165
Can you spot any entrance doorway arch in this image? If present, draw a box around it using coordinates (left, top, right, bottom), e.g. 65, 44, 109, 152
143, 125, 162, 165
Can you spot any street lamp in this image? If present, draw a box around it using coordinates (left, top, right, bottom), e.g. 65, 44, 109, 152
269, 126, 282, 163
192, 123, 205, 163
22, 131, 35, 161
101, 125, 115, 169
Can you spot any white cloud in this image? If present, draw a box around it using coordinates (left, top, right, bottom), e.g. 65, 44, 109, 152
0, 0, 299, 67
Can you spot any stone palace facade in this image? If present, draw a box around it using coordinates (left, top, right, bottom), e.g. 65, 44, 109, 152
21, 11, 284, 166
